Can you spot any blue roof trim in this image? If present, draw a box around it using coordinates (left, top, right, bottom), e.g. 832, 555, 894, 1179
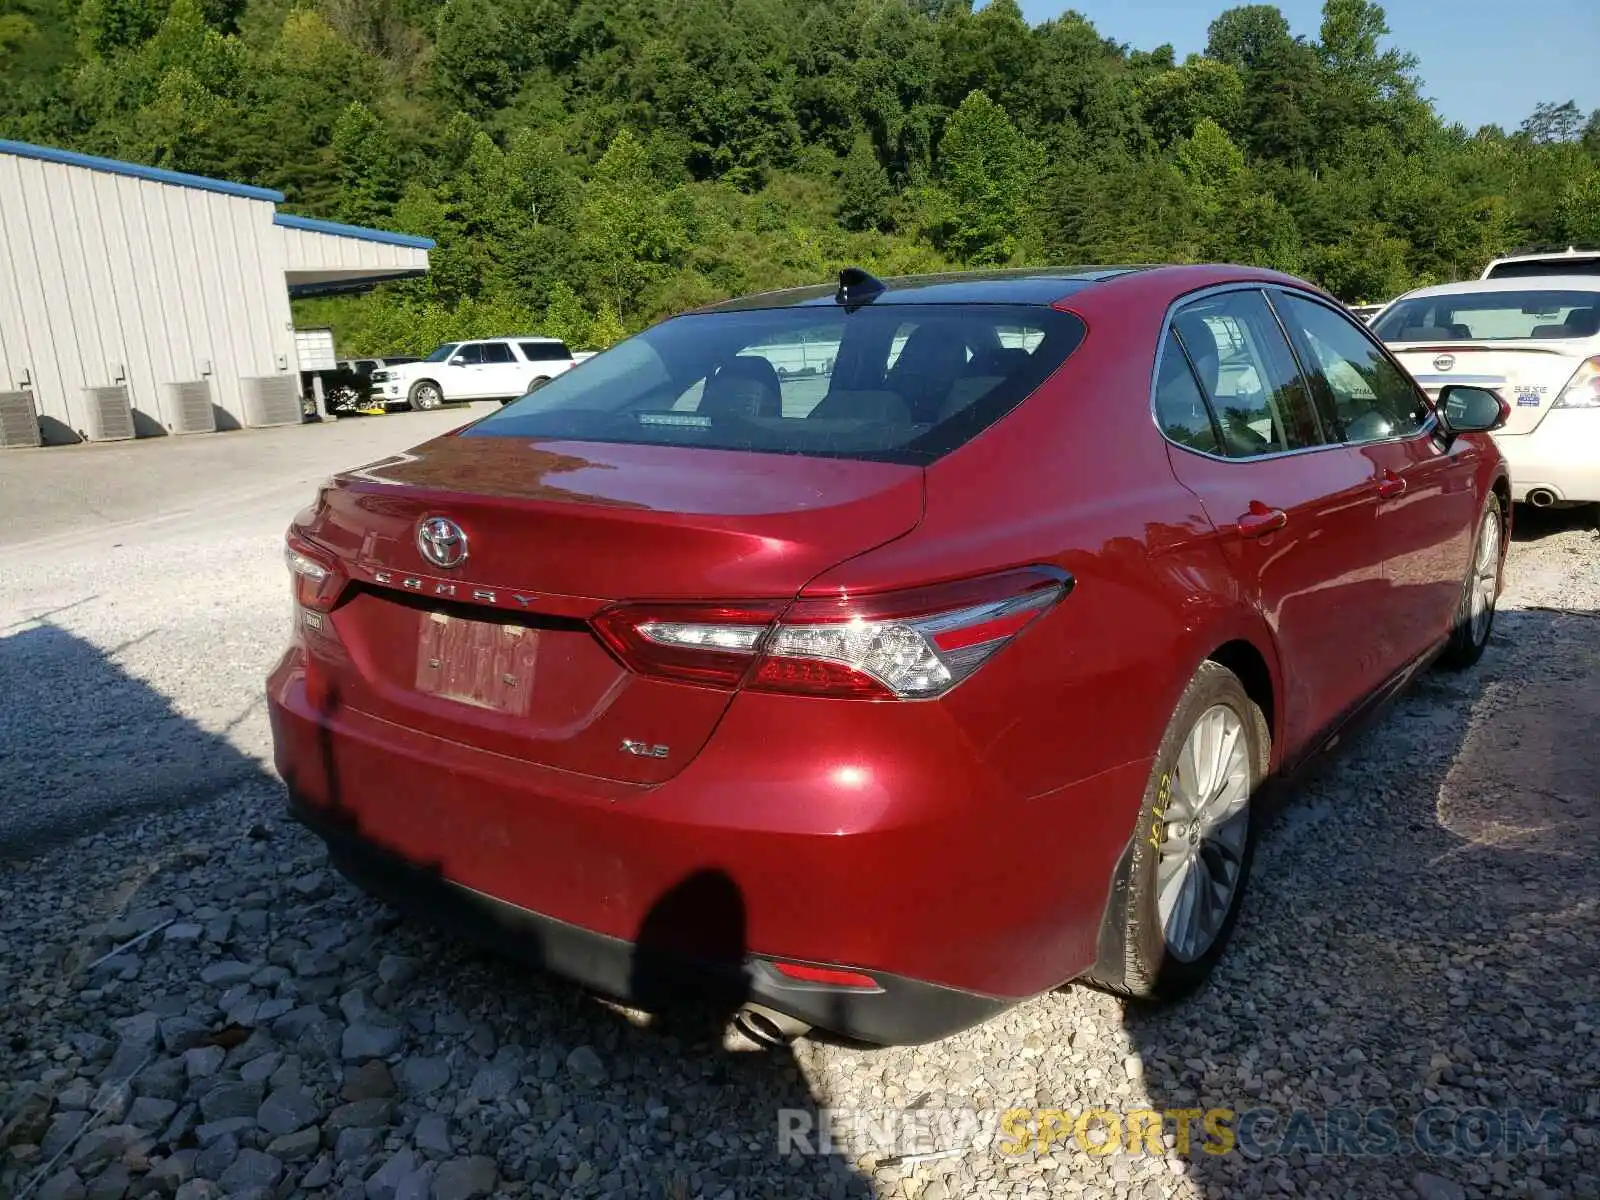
0, 138, 285, 202
273, 212, 436, 251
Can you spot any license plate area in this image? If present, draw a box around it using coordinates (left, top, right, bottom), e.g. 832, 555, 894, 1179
416, 611, 539, 715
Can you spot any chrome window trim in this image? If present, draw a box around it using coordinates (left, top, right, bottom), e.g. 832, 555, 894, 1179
1149, 281, 1442, 464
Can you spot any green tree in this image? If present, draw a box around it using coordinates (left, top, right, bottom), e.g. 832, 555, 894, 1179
1520, 100, 1584, 145
930, 89, 1038, 265
541, 280, 591, 347
331, 101, 402, 226
577, 128, 689, 318
1557, 170, 1600, 245
836, 134, 892, 232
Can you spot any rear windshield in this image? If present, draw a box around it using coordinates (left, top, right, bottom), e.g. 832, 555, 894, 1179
1373, 290, 1600, 341
520, 341, 572, 362
1485, 257, 1600, 279
464, 304, 1086, 465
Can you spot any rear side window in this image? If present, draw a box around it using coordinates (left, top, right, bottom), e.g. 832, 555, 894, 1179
1153, 330, 1223, 455
520, 341, 573, 361
465, 304, 1087, 465
482, 342, 515, 364
1170, 290, 1325, 457
1274, 292, 1430, 443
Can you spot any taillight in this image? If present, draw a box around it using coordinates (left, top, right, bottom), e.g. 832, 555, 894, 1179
285, 536, 344, 612
592, 602, 786, 688
592, 567, 1071, 700
1553, 357, 1600, 409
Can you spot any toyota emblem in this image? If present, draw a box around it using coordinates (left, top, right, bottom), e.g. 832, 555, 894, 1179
1433, 354, 1455, 372
416, 516, 468, 569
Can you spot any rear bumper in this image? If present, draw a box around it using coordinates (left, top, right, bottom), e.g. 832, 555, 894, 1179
1495, 412, 1600, 502
294, 797, 1007, 1045
267, 650, 1148, 1041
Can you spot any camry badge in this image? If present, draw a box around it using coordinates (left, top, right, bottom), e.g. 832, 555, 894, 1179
1433, 354, 1455, 371
417, 516, 468, 569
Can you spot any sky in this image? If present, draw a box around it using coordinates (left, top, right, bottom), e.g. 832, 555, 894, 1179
1015, 0, 1599, 134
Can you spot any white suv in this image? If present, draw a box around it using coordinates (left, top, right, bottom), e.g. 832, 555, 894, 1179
373, 337, 577, 410
1481, 246, 1600, 280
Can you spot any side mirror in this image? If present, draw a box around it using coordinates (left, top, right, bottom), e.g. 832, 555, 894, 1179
1438, 384, 1509, 434
449, 355, 467, 367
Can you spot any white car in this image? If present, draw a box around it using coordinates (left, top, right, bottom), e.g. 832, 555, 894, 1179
373, 337, 577, 410
1373, 277, 1600, 507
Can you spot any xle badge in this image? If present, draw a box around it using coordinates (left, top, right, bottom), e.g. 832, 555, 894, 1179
620, 739, 669, 759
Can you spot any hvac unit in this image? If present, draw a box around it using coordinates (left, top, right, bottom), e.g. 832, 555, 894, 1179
84, 386, 136, 441
0, 391, 42, 448
242, 375, 304, 428
162, 380, 217, 434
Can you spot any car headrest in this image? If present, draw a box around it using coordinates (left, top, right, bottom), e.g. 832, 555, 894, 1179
1397, 326, 1458, 341
700, 355, 782, 418
886, 323, 971, 421
1563, 307, 1600, 337
1172, 315, 1220, 392
1530, 324, 1569, 339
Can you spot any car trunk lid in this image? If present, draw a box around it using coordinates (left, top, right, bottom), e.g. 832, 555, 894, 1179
1389, 341, 1588, 435
291, 435, 924, 783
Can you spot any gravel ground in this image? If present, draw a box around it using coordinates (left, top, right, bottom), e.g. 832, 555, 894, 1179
2, 421, 1597, 1200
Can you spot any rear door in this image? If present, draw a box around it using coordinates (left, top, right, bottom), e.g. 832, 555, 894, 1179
1157, 288, 1390, 759
478, 341, 522, 397
1273, 289, 1480, 666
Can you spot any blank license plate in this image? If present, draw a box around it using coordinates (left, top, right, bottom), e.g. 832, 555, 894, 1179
415, 612, 539, 715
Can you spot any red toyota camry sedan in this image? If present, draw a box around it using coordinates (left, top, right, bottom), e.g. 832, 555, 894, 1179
268, 265, 1511, 1045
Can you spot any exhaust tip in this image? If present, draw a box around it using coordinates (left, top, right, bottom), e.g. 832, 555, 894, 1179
1526, 488, 1557, 508
734, 1004, 811, 1047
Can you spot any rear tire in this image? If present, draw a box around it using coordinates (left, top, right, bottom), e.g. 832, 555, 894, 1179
1438, 493, 1503, 671
407, 380, 443, 411
1086, 661, 1267, 1001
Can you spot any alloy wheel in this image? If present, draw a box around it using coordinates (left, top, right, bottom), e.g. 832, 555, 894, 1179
1469, 509, 1501, 646
1155, 704, 1251, 963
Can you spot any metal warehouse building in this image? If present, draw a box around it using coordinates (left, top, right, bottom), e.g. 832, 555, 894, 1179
0, 139, 433, 448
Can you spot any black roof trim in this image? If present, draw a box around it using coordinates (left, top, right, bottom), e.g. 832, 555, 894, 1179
693, 265, 1157, 312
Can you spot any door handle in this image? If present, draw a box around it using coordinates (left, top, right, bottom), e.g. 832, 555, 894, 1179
1376, 471, 1407, 499
1236, 502, 1288, 539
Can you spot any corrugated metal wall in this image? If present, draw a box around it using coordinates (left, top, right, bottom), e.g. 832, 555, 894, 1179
278, 224, 427, 276
0, 153, 296, 441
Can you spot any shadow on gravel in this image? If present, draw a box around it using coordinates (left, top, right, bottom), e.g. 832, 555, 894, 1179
1124, 605, 1600, 1198
280, 683, 872, 1198
1509, 502, 1599, 543
0, 620, 268, 859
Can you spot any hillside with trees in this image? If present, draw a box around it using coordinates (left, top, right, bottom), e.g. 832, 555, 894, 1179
2, 0, 1598, 354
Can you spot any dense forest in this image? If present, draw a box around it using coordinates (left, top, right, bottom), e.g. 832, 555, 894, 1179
3, 0, 1598, 354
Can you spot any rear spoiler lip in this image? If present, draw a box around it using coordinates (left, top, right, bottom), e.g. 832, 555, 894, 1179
1387, 342, 1576, 355
1409, 374, 1507, 388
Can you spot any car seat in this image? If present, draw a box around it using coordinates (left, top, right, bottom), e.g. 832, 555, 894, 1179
884, 322, 970, 423
698, 356, 783, 418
